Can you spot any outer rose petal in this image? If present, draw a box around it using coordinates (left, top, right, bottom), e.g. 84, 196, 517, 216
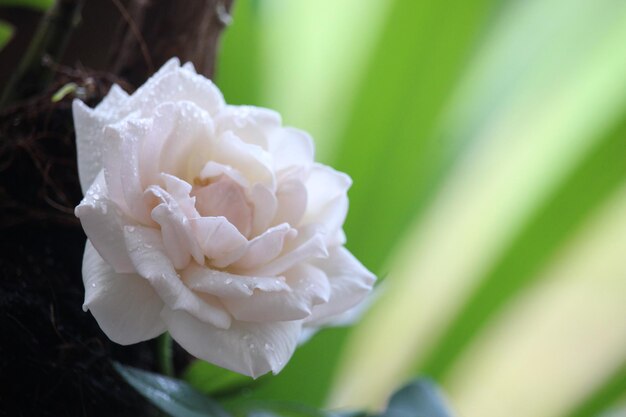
119, 58, 225, 118
302, 164, 352, 242
305, 246, 375, 325
75, 171, 134, 273
73, 100, 107, 193
82, 241, 166, 344
124, 225, 232, 329
221, 263, 330, 322
161, 308, 301, 378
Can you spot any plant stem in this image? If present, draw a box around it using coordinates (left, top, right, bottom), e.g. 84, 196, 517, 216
157, 332, 174, 377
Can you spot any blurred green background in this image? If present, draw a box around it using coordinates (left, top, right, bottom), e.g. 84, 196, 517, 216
214, 1, 626, 416
3, 0, 626, 416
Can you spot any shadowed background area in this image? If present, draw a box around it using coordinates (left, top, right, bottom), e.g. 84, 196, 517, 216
1, 1, 625, 416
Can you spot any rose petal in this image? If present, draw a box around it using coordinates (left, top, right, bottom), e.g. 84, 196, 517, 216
249, 184, 277, 236
221, 263, 330, 322
153, 102, 216, 182
216, 105, 282, 149
75, 171, 135, 273
199, 161, 249, 188
182, 262, 290, 298
193, 175, 253, 237
73, 85, 130, 193
273, 178, 307, 227
246, 224, 328, 276
148, 184, 204, 269
121, 60, 225, 117
82, 241, 165, 344
189, 216, 248, 267
161, 173, 199, 219
102, 119, 154, 224
213, 131, 275, 189
124, 225, 231, 329
182, 60, 196, 72
161, 308, 301, 378
302, 163, 351, 238
95, 84, 129, 115
73, 101, 107, 193
269, 127, 314, 173
305, 246, 376, 324
231, 223, 296, 270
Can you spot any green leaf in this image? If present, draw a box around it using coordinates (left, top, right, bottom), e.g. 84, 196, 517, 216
565, 360, 626, 417
0, 0, 53, 11
330, 1, 626, 410
0, 20, 14, 51
381, 379, 455, 417
113, 362, 231, 417
184, 360, 253, 397
215, 0, 262, 105
333, 0, 500, 273
418, 102, 626, 379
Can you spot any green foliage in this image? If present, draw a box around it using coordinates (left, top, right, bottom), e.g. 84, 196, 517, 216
332, 0, 499, 273
0, 20, 13, 51
184, 360, 254, 397
0, 0, 53, 11
565, 360, 626, 417
113, 362, 231, 417
419, 105, 626, 379
117, 362, 451, 417
118, 363, 452, 417
193, 0, 626, 416
215, 0, 262, 105
379, 379, 455, 417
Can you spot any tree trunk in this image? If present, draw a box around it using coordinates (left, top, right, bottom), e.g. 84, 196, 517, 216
109, 0, 234, 86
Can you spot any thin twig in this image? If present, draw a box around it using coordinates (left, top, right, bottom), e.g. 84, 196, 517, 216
110, 0, 154, 75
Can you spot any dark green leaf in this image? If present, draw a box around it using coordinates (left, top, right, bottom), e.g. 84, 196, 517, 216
113, 362, 231, 417
231, 400, 338, 417
381, 379, 454, 417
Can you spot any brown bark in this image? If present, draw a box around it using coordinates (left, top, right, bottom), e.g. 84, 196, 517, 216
109, 0, 234, 87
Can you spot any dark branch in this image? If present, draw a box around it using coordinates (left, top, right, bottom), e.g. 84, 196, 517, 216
109, 0, 234, 87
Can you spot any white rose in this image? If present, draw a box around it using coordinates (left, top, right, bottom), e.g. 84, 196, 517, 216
73, 58, 375, 377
